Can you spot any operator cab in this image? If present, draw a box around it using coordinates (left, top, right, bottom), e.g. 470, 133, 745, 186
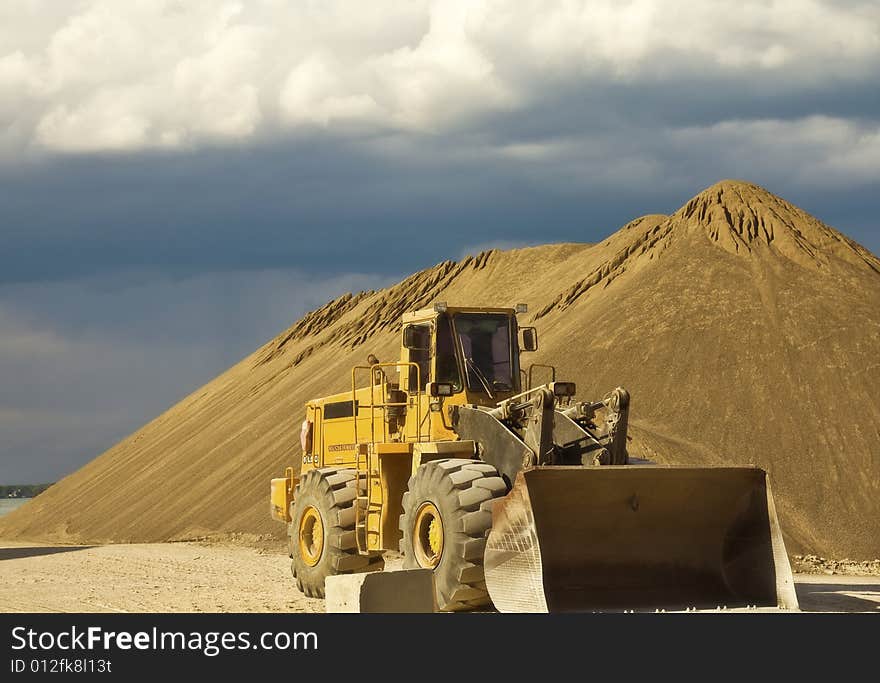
400, 304, 537, 405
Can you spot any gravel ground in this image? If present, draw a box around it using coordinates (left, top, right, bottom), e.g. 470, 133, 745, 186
1, 540, 877, 613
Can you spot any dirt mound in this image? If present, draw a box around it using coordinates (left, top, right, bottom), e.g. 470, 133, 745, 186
674, 180, 880, 271
2, 180, 878, 560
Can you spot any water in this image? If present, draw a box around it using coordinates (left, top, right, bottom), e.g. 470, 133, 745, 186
0, 498, 30, 517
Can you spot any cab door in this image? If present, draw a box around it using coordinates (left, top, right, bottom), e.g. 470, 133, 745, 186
401, 322, 433, 441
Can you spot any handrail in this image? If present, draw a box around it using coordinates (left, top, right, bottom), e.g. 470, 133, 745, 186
527, 363, 556, 391
497, 381, 556, 406
350, 361, 426, 446
350, 361, 425, 555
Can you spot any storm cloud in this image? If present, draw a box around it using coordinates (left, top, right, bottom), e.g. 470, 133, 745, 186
1, 1, 878, 481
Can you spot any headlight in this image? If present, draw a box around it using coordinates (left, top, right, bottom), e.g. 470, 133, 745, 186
551, 381, 576, 397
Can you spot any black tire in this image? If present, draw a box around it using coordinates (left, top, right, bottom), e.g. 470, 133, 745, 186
289, 467, 384, 598
399, 459, 508, 611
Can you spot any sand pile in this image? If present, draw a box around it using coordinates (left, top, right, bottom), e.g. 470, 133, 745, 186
2, 180, 878, 559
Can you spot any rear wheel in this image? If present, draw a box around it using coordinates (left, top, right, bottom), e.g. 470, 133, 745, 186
399, 459, 508, 611
289, 468, 384, 598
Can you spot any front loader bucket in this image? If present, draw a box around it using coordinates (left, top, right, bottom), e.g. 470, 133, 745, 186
483, 466, 798, 612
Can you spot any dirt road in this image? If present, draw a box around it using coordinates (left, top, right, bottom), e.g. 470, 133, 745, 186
1, 540, 877, 613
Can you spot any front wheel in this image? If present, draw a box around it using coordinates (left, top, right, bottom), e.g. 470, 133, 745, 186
399, 459, 508, 611
289, 468, 384, 598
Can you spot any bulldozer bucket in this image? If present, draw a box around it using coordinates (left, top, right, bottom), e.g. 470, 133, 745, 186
483, 466, 798, 612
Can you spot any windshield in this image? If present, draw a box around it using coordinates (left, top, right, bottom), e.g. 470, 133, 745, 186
435, 314, 462, 390
453, 313, 514, 393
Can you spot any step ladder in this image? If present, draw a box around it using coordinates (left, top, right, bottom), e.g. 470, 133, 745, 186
354, 443, 371, 555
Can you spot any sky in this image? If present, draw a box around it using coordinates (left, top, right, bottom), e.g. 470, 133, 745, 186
1, 0, 879, 483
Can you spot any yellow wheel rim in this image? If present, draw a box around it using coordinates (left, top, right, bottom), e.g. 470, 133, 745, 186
298, 506, 324, 567
413, 502, 444, 569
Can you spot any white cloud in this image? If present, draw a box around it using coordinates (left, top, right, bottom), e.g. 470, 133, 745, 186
1, 0, 877, 155
671, 116, 880, 186
35, 94, 152, 152
447, 115, 880, 191
279, 55, 382, 127
362, 0, 515, 130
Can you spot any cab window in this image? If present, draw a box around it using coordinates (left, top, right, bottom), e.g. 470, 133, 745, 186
405, 323, 432, 392
435, 314, 462, 391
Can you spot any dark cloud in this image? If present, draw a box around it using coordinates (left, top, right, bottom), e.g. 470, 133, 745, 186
0, 269, 391, 482
2, 124, 877, 483
1, 1, 879, 483
2, 117, 878, 290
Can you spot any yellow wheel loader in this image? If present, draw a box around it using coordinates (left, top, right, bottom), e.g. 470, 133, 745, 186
270, 304, 798, 612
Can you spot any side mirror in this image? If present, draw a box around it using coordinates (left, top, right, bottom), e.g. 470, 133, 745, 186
403, 325, 431, 351
519, 327, 538, 352
427, 382, 455, 397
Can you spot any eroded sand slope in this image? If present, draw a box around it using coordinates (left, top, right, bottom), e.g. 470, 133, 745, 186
2, 180, 878, 559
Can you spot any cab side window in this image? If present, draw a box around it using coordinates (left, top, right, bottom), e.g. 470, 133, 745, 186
435, 314, 462, 390
405, 324, 432, 392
